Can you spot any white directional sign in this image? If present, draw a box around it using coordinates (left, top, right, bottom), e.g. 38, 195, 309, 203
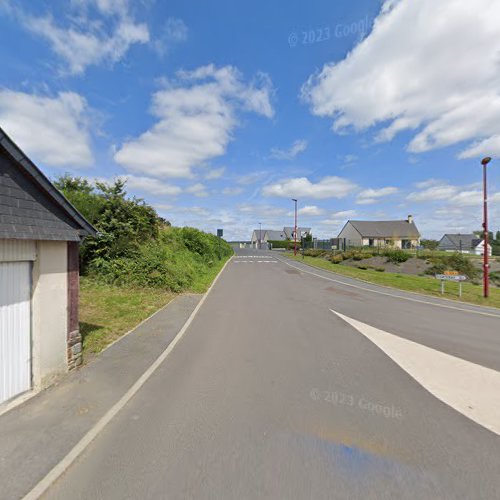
435, 274, 467, 282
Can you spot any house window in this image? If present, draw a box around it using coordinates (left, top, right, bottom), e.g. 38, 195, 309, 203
402, 239, 411, 249
369, 238, 374, 247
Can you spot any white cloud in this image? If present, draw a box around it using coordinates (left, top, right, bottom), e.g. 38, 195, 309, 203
123, 175, 181, 196
270, 139, 308, 160
356, 186, 399, 205
262, 176, 357, 200
320, 210, 357, 224
408, 183, 458, 202
153, 17, 188, 56
13, 0, 149, 75
287, 205, 325, 216
0, 89, 93, 167
114, 65, 274, 178
186, 183, 208, 198
236, 171, 269, 185
302, 0, 500, 159
222, 187, 243, 196
204, 167, 225, 180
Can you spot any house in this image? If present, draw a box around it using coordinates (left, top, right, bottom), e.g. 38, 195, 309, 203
337, 216, 420, 249
0, 127, 96, 406
250, 227, 312, 248
283, 226, 311, 241
438, 234, 492, 256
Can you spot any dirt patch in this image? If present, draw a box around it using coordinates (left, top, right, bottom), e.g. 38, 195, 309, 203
340, 256, 431, 275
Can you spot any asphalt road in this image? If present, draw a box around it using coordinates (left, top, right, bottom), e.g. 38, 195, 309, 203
43, 249, 500, 499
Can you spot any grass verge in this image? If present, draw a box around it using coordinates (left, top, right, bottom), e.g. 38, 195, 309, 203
285, 253, 500, 309
80, 255, 230, 357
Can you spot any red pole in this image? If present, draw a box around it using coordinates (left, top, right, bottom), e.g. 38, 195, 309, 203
482, 158, 490, 298
292, 198, 298, 256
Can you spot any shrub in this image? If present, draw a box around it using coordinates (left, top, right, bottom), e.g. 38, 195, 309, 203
304, 249, 326, 257
330, 254, 343, 264
357, 265, 368, 270
384, 249, 410, 263
352, 253, 364, 261
424, 253, 479, 279
374, 267, 385, 272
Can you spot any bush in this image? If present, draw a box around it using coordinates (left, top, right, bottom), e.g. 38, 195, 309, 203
352, 253, 364, 261
330, 254, 343, 264
303, 249, 327, 257
384, 249, 410, 263
424, 253, 479, 279
374, 267, 385, 272
87, 227, 233, 291
269, 240, 298, 249
357, 265, 368, 270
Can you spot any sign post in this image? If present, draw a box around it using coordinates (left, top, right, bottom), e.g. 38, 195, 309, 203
435, 271, 467, 297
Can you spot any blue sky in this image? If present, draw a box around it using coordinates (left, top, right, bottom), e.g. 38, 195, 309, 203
1, 0, 499, 240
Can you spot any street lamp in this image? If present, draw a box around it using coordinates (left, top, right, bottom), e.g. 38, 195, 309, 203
481, 157, 492, 298
259, 222, 262, 250
291, 198, 298, 256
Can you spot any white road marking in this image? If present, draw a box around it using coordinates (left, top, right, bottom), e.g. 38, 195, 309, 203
330, 308, 500, 436
22, 257, 233, 500
274, 256, 500, 318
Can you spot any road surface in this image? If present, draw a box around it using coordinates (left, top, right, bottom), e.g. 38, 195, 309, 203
42, 249, 500, 499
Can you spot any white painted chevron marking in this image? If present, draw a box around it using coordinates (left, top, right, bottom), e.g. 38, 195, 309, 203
330, 309, 500, 436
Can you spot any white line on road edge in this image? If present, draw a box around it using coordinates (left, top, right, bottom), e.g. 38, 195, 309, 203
23, 257, 233, 500
274, 256, 500, 318
330, 308, 500, 436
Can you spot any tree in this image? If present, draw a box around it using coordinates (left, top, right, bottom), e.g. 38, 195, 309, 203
496, 231, 500, 242
54, 175, 164, 271
421, 239, 439, 250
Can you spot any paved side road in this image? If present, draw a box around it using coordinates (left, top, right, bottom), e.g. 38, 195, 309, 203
40, 250, 500, 500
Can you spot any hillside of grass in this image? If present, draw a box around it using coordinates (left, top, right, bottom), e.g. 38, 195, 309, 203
54, 175, 233, 357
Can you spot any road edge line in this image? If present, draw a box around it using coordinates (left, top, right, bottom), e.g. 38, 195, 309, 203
22, 256, 233, 500
274, 255, 500, 318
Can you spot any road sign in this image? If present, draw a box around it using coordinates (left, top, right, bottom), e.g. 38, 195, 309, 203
444, 270, 459, 276
435, 274, 467, 281
435, 274, 467, 298
217, 229, 223, 237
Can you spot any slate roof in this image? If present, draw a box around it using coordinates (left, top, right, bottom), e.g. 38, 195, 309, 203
283, 226, 311, 239
0, 127, 96, 241
347, 220, 421, 238
266, 230, 287, 240
439, 234, 481, 250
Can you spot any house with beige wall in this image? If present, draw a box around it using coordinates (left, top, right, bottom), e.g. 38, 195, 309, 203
0, 127, 95, 407
337, 216, 421, 249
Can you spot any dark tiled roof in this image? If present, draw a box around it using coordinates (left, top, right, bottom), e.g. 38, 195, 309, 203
348, 220, 421, 238
439, 234, 481, 250
0, 127, 96, 241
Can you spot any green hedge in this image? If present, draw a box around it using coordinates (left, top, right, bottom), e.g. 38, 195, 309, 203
87, 227, 233, 291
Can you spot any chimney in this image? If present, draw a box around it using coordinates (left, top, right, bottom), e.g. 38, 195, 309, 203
407, 215, 413, 224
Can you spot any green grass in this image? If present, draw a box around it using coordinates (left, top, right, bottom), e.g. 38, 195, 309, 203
286, 254, 500, 309
80, 255, 230, 357
80, 277, 175, 357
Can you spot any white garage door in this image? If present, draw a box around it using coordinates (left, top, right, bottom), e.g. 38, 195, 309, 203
0, 262, 31, 405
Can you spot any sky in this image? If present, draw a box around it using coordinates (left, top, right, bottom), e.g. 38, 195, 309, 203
1, 0, 499, 241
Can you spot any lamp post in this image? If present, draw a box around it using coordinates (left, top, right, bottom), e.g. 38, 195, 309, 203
292, 198, 298, 256
481, 157, 492, 298
259, 222, 262, 250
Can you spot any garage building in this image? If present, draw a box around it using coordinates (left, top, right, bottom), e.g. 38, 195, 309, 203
0, 127, 95, 406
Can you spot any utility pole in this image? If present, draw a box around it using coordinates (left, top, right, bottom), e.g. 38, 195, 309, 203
292, 198, 298, 256
481, 157, 492, 298
259, 222, 262, 250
